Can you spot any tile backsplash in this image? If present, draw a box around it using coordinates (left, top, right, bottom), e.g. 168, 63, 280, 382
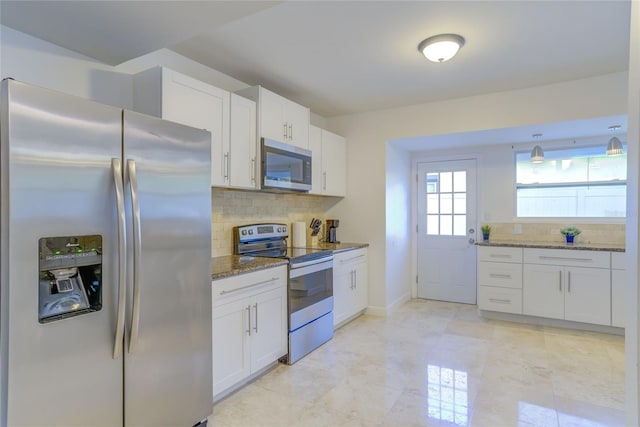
212, 188, 339, 256
483, 222, 625, 245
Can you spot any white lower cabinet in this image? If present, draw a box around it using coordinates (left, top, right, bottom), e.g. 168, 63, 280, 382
333, 248, 368, 327
212, 266, 287, 399
523, 249, 611, 326
611, 252, 625, 328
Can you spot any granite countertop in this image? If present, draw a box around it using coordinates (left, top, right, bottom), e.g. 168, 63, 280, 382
476, 240, 625, 252
212, 243, 369, 281
212, 256, 288, 281
311, 242, 370, 253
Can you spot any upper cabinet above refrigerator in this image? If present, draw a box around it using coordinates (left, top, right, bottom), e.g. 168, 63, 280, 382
133, 67, 258, 190
236, 85, 310, 150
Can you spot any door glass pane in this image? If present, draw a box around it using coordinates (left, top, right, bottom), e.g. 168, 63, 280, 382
427, 173, 439, 193
453, 194, 466, 214
453, 215, 466, 236
427, 194, 439, 214
440, 194, 453, 214
440, 215, 452, 235
453, 171, 466, 192
427, 215, 439, 235
440, 172, 452, 193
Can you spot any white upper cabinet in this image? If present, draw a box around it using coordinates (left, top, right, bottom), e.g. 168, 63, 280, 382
229, 93, 258, 189
134, 67, 259, 189
309, 125, 347, 197
236, 86, 310, 149
133, 67, 230, 187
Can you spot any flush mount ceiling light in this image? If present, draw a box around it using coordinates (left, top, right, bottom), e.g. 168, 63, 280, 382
606, 125, 624, 156
530, 133, 544, 163
418, 34, 465, 63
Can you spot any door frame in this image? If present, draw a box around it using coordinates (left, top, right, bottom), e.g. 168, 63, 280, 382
410, 151, 482, 299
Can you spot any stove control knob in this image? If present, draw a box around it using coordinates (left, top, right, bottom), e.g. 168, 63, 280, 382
241, 230, 247, 235
282, 227, 287, 233
248, 230, 254, 235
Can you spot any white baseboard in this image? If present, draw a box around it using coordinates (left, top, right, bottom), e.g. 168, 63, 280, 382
479, 309, 625, 336
364, 292, 411, 317
365, 305, 386, 317
387, 292, 411, 314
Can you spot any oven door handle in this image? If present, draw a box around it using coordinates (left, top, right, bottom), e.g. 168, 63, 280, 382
289, 259, 333, 279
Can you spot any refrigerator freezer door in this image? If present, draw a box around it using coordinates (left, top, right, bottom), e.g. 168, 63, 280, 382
122, 111, 212, 426
0, 80, 124, 426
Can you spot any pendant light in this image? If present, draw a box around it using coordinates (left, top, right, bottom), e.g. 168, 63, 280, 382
606, 125, 623, 156
530, 133, 544, 163
418, 34, 465, 63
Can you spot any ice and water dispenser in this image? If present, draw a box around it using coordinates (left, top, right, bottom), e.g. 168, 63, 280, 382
38, 235, 103, 323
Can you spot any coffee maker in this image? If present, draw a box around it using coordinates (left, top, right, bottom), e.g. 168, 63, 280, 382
326, 219, 340, 243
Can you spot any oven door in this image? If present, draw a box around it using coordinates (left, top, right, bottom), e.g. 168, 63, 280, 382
288, 259, 333, 330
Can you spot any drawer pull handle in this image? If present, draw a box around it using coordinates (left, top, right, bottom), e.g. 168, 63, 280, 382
219, 278, 278, 296
489, 273, 511, 279
539, 256, 593, 262
489, 298, 511, 304
489, 254, 512, 258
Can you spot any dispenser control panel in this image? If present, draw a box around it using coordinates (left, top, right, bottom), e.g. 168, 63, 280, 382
38, 235, 103, 323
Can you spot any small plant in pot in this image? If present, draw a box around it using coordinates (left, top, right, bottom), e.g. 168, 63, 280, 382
560, 226, 581, 243
481, 224, 492, 241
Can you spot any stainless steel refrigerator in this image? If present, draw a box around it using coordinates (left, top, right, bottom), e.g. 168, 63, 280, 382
0, 79, 213, 426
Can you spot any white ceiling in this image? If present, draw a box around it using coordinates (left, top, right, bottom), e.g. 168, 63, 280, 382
0, 0, 631, 122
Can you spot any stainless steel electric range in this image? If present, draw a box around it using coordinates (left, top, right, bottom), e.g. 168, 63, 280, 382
233, 223, 334, 364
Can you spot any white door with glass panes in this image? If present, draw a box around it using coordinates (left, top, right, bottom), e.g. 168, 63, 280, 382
417, 160, 477, 303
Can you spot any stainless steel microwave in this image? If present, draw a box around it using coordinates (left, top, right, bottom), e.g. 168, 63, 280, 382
261, 138, 312, 192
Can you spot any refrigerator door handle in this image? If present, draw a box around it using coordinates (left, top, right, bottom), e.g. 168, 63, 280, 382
112, 158, 127, 359
128, 159, 143, 353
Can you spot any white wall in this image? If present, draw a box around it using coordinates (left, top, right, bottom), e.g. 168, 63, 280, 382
384, 142, 412, 312
1, 26, 132, 108
326, 72, 628, 315
0, 25, 251, 108
625, 1, 640, 424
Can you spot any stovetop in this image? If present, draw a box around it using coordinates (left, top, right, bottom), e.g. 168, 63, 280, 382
242, 247, 333, 265
234, 223, 333, 265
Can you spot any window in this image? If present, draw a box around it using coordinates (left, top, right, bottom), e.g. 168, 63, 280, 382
515, 146, 626, 218
426, 170, 467, 235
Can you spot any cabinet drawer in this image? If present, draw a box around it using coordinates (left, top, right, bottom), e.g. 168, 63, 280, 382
213, 266, 287, 305
478, 286, 522, 314
478, 246, 523, 263
478, 262, 522, 289
524, 248, 610, 268
611, 252, 625, 270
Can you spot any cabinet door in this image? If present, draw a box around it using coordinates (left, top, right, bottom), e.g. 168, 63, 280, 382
352, 257, 368, 313
229, 94, 257, 189
250, 286, 287, 372
564, 267, 611, 326
309, 125, 323, 195
332, 268, 351, 327
321, 130, 347, 196
212, 297, 251, 397
259, 88, 287, 142
285, 100, 310, 149
612, 269, 625, 327
523, 264, 564, 320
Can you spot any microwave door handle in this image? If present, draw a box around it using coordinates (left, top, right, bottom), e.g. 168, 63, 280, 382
111, 158, 126, 359
127, 159, 142, 353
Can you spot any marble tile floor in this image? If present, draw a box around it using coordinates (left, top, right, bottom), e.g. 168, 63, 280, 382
209, 299, 625, 427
